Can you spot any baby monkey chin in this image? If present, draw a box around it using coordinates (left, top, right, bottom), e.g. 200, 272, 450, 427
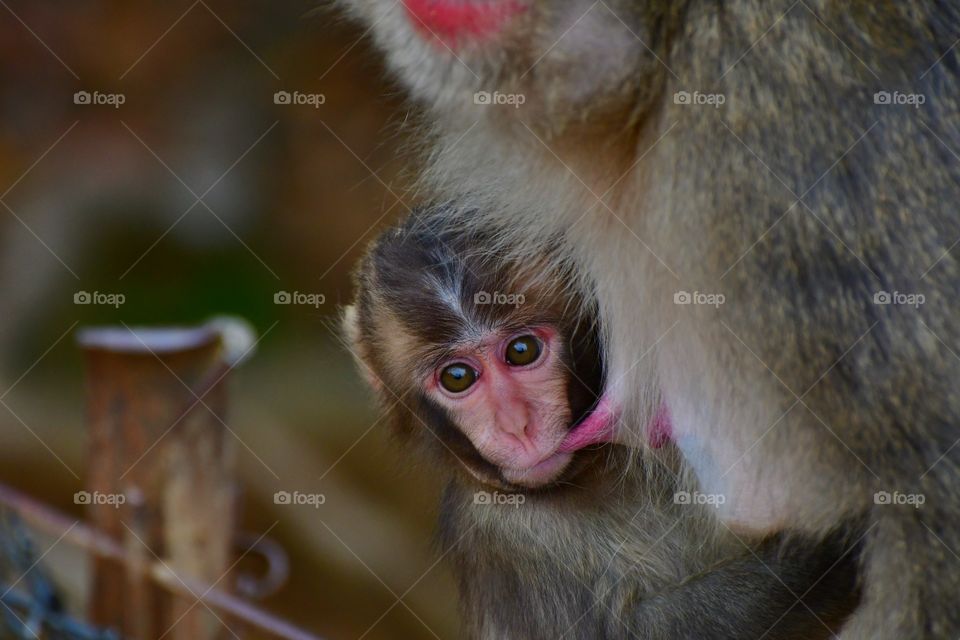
500, 450, 574, 488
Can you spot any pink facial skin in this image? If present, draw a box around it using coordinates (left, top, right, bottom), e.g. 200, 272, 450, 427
428, 327, 574, 483
402, 0, 526, 47
428, 328, 673, 487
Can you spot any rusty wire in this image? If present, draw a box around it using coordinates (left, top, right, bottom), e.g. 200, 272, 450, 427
0, 484, 325, 640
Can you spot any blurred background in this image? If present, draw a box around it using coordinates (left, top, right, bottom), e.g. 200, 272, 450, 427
0, 1, 457, 638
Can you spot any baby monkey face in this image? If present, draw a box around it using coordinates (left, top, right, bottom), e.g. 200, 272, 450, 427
346, 208, 615, 489
425, 325, 582, 487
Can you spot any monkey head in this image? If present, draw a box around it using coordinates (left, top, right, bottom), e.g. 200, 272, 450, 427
337, 0, 668, 131
344, 209, 618, 489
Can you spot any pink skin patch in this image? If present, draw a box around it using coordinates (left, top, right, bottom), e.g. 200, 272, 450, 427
648, 405, 672, 449
557, 397, 672, 453
557, 396, 616, 453
402, 0, 525, 47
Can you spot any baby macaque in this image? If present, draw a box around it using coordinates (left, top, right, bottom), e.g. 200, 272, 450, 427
343, 206, 859, 639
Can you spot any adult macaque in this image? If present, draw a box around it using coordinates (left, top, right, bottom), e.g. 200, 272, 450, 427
343, 208, 858, 639
337, 1, 960, 636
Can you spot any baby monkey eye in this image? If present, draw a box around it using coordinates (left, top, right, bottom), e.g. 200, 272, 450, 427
505, 335, 542, 366
439, 363, 478, 393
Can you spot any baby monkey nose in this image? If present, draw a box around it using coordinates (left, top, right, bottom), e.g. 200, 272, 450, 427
500, 413, 532, 439
494, 402, 538, 448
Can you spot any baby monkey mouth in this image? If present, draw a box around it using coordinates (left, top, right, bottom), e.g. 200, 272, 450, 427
499, 396, 616, 489
500, 397, 614, 489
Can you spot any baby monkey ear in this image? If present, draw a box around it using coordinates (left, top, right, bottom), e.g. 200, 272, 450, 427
341, 304, 383, 393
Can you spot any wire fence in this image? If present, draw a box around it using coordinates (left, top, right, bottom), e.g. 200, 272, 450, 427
0, 320, 325, 640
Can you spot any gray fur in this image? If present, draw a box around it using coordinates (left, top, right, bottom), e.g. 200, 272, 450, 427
338, 1, 960, 636
343, 209, 859, 639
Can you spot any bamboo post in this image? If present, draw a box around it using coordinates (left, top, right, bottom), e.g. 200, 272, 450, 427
77, 322, 249, 640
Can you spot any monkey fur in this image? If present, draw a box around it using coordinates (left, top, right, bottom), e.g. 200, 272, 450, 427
337, 1, 960, 636
343, 208, 859, 639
